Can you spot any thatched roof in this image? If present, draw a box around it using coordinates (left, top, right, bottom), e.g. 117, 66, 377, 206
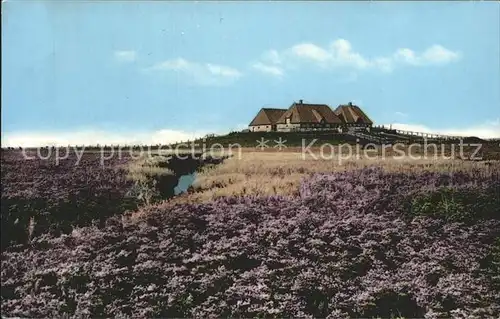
249, 108, 287, 126
334, 102, 373, 125
276, 102, 343, 124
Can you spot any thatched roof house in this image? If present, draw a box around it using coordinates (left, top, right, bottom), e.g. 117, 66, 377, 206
275, 100, 342, 132
248, 100, 374, 132
277, 101, 342, 125
248, 108, 287, 132
334, 102, 373, 126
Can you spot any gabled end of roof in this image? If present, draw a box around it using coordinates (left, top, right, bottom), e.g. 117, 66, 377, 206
249, 107, 287, 126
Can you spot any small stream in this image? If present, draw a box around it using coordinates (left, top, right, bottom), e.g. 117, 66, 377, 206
174, 172, 197, 195
150, 153, 226, 200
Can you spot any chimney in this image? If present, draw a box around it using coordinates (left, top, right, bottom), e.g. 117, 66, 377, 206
348, 101, 352, 106
299, 99, 303, 104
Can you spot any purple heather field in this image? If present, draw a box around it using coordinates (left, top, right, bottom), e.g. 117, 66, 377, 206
4, 0, 500, 317
1, 151, 499, 318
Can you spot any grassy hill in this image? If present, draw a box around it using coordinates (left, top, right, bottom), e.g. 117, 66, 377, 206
172, 129, 493, 148
172, 131, 370, 148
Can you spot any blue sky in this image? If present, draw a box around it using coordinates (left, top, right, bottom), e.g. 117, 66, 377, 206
2, 1, 499, 146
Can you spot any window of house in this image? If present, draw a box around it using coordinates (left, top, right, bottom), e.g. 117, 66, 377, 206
286, 118, 291, 124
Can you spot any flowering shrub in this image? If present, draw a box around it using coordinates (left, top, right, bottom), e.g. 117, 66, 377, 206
1, 151, 137, 248
1, 167, 499, 317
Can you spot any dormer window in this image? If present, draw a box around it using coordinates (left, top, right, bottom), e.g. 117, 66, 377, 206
286, 117, 291, 124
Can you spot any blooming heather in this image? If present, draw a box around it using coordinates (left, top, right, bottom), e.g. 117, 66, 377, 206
1, 168, 499, 317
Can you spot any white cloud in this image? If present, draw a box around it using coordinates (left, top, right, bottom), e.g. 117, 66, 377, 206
290, 43, 331, 63
329, 39, 371, 69
285, 40, 371, 69
255, 39, 461, 75
1, 128, 210, 148
394, 111, 409, 118
422, 45, 461, 64
147, 58, 242, 86
395, 45, 461, 66
114, 50, 137, 63
250, 50, 285, 77
387, 119, 500, 139
394, 48, 418, 65
251, 62, 284, 77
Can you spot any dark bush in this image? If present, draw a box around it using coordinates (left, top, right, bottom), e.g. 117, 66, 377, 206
403, 183, 500, 223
